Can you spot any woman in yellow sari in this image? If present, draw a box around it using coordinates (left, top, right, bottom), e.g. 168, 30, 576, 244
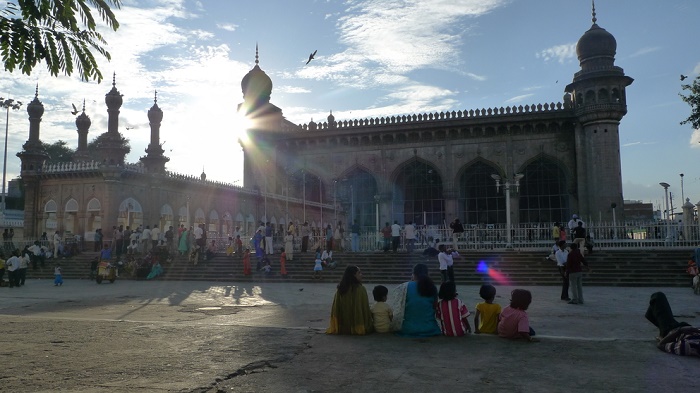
326, 265, 373, 335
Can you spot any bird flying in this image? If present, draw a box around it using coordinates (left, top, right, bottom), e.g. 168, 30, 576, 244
306, 50, 317, 65
70, 103, 79, 115
681, 74, 688, 81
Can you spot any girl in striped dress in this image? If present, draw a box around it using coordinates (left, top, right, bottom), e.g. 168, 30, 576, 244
435, 281, 471, 336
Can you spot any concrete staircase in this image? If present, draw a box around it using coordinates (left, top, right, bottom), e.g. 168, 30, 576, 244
25, 248, 694, 287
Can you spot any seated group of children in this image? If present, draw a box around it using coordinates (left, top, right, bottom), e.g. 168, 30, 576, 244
370, 284, 538, 342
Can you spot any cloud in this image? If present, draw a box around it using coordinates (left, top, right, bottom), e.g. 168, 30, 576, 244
216, 23, 238, 32
276, 86, 312, 94
504, 94, 535, 104
690, 129, 700, 147
694, 62, 700, 75
535, 43, 576, 63
629, 46, 660, 58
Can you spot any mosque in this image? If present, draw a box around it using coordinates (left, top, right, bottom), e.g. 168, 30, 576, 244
16, 7, 632, 245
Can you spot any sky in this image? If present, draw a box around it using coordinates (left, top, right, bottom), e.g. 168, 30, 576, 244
0, 0, 698, 214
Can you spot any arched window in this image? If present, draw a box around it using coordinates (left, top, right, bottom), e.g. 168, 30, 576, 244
87, 198, 101, 211
336, 167, 378, 231
518, 158, 569, 224
289, 171, 323, 202
585, 90, 596, 104
458, 161, 502, 224
45, 200, 58, 212
392, 160, 443, 225
598, 88, 609, 103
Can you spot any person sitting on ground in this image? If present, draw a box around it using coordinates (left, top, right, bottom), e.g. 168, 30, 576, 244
436, 281, 472, 337
645, 291, 699, 356
497, 289, 538, 342
326, 265, 373, 335
261, 259, 272, 275
474, 284, 501, 334
371, 285, 393, 333
390, 263, 442, 337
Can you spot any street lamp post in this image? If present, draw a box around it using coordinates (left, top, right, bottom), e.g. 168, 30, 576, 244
333, 179, 337, 226
680, 173, 685, 205
374, 194, 380, 247
1, 97, 22, 221
491, 173, 524, 249
659, 182, 671, 241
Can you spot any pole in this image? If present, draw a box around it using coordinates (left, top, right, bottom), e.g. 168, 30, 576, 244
680, 173, 685, 205
319, 177, 323, 228
302, 171, 306, 223
350, 185, 354, 223
505, 183, 512, 248
1, 105, 9, 217
333, 179, 337, 226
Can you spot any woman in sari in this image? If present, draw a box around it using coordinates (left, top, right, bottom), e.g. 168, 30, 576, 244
178, 227, 189, 255
326, 265, 373, 335
390, 263, 441, 337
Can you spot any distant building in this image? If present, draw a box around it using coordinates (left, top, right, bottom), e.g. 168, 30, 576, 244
623, 200, 654, 220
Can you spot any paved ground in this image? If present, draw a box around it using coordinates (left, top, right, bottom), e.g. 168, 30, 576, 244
0, 277, 698, 392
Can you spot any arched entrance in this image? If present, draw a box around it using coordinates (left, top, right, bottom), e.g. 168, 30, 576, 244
392, 160, 444, 225
86, 197, 102, 240
63, 198, 79, 235
519, 157, 570, 224
119, 198, 143, 228
336, 167, 378, 231
458, 160, 503, 224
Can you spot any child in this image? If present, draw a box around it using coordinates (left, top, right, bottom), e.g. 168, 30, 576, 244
262, 259, 272, 275
371, 285, 393, 333
474, 284, 501, 334
279, 247, 288, 277
242, 248, 252, 275
226, 236, 234, 257
313, 254, 323, 279
436, 281, 471, 336
687, 259, 700, 295
235, 235, 243, 257
54, 263, 63, 286
497, 289, 538, 342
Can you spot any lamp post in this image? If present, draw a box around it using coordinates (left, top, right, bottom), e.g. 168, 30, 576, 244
374, 194, 380, 244
491, 173, 524, 248
680, 173, 685, 205
1, 97, 22, 220
611, 202, 617, 239
659, 182, 671, 241
333, 179, 338, 226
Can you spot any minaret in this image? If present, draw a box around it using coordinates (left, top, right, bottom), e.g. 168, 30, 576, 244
73, 100, 92, 161
140, 91, 169, 173
17, 85, 49, 171
565, 1, 633, 220
17, 85, 49, 238
98, 73, 129, 165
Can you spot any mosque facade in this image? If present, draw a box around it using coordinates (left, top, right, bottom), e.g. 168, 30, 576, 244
16, 12, 632, 244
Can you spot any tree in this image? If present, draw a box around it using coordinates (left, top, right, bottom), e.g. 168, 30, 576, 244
42, 140, 75, 163
87, 132, 130, 156
0, 0, 121, 82
680, 75, 700, 130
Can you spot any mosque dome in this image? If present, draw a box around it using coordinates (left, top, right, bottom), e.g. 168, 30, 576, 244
240, 46, 272, 104
76, 112, 91, 130
26, 94, 44, 118
148, 93, 163, 124
105, 74, 123, 109
576, 23, 616, 61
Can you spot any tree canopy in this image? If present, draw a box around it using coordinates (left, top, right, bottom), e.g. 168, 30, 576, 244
42, 135, 130, 163
0, 0, 121, 82
680, 75, 700, 130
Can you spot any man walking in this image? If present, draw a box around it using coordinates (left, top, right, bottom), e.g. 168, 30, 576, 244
391, 221, 402, 252
404, 221, 416, 253
554, 240, 570, 301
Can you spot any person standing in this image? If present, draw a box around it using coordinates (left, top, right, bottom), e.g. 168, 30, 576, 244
5, 251, 20, 288
450, 218, 465, 250
404, 221, 416, 253
165, 226, 174, 253
565, 242, 588, 305
53, 231, 62, 259
437, 245, 450, 283
551, 222, 560, 244
151, 224, 161, 250
141, 225, 152, 254
572, 221, 586, 254
334, 221, 345, 251
19, 246, 31, 285
94, 228, 103, 252
284, 231, 294, 261
381, 223, 392, 252
350, 220, 361, 252
325, 224, 333, 251
301, 222, 310, 253
567, 214, 584, 234
265, 222, 274, 255
391, 221, 401, 252
554, 240, 570, 301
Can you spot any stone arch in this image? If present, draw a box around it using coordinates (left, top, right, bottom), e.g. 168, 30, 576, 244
160, 204, 174, 231
208, 209, 219, 233
611, 88, 621, 103
118, 197, 143, 229
516, 154, 571, 224
336, 164, 379, 230
456, 158, 503, 224
390, 157, 444, 225
86, 197, 102, 239
194, 208, 205, 225
178, 206, 188, 227
44, 199, 58, 234
598, 88, 610, 103
62, 198, 79, 235
289, 170, 324, 203
584, 89, 596, 104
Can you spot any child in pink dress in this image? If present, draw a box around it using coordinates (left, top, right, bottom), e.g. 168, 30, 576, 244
497, 289, 538, 342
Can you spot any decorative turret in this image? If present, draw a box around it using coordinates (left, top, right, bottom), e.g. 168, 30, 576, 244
97, 73, 129, 165
74, 100, 92, 162
327, 110, 336, 129
17, 85, 48, 171
140, 91, 169, 173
